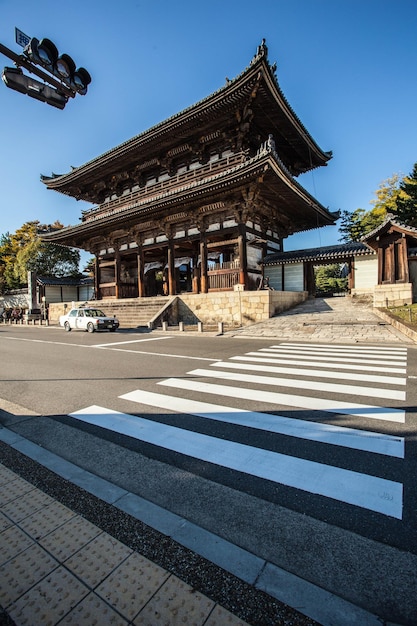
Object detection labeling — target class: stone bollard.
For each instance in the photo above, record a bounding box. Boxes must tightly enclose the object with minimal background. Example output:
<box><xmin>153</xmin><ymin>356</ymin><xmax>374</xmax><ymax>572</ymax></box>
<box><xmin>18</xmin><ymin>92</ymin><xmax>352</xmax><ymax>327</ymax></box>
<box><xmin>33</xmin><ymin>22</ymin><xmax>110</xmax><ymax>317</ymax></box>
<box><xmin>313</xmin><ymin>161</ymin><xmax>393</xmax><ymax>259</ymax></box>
<box><xmin>162</xmin><ymin>321</ymin><xmax>168</xmax><ymax>331</ymax></box>
<box><xmin>179</xmin><ymin>322</ymin><xmax>184</xmax><ymax>332</ymax></box>
<box><xmin>218</xmin><ymin>322</ymin><xmax>224</xmax><ymax>334</ymax></box>
<box><xmin>198</xmin><ymin>321</ymin><xmax>203</xmax><ymax>333</ymax></box>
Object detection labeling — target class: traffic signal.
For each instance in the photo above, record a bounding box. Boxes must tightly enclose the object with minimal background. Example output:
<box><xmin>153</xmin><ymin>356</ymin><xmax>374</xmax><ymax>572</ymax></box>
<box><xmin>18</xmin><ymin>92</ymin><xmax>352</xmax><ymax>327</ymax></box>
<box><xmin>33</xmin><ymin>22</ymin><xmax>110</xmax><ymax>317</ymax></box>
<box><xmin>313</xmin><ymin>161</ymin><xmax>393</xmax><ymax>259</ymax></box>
<box><xmin>24</xmin><ymin>37</ymin><xmax>91</xmax><ymax>95</ymax></box>
<box><xmin>2</xmin><ymin>66</ymin><xmax>68</xmax><ymax>109</ymax></box>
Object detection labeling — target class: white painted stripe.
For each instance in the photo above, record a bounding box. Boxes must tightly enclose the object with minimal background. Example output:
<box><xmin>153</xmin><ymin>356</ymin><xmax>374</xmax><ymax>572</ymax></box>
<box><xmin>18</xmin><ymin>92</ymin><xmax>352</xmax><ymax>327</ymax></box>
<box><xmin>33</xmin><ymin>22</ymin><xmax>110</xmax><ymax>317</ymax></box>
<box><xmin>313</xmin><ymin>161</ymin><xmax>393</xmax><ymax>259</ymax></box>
<box><xmin>70</xmin><ymin>405</ymin><xmax>403</xmax><ymax>518</ymax></box>
<box><xmin>189</xmin><ymin>368</ymin><xmax>405</xmax><ymax>401</ymax></box>
<box><xmin>211</xmin><ymin>360</ymin><xmax>406</xmax><ymax>386</ymax></box>
<box><xmin>251</xmin><ymin>350</ymin><xmax>405</xmax><ymax>366</ymax></box>
<box><xmin>260</xmin><ymin>347</ymin><xmax>406</xmax><ymax>362</ymax></box>
<box><xmin>159</xmin><ymin>378</ymin><xmax>405</xmax><ymax>423</ymax></box>
<box><xmin>280</xmin><ymin>343</ymin><xmax>407</xmax><ymax>353</ymax></box>
<box><xmin>119</xmin><ymin>389</ymin><xmax>404</xmax><ymax>458</ymax></box>
<box><xmin>91</xmin><ymin>347</ymin><xmax>218</xmax><ymax>361</ymax></box>
<box><xmin>232</xmin><ymin>355</ymin><xmax>406</xmax><ymax>375</ymax></box>
<box><xmin>93</xmin><ymin>337</ymin><xmax>172</xmax><ymax>348</ymax></box>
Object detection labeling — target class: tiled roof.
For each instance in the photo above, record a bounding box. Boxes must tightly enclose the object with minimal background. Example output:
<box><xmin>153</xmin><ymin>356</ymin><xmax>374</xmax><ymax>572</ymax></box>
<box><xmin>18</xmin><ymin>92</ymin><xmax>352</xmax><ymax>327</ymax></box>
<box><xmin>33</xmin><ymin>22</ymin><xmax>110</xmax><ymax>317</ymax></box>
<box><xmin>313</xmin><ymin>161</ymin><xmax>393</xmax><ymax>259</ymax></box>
<box><xmin>362</xmin><ymin>215</ymin><xmax>417</xmax><ymax>241</ymax></box>
<box><xmin>263</xmin><ymin>242</ymin><xmax>374</xmax><ymax>265</ymax></box>
<box><xmin>36</xmin><ymin>276</ymin><xmax>93</xmax><ymax>286</ymax></box>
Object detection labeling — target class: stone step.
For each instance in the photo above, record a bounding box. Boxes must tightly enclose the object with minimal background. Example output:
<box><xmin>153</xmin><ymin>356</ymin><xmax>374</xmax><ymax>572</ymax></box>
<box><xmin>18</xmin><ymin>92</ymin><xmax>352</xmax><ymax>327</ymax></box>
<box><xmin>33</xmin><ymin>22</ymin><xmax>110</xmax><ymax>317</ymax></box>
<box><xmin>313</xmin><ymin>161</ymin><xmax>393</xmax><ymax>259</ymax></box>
<box><xmin>96</xmin><ymin>298</ymin><xmax>170</xmax><ymax>328</ymax></box>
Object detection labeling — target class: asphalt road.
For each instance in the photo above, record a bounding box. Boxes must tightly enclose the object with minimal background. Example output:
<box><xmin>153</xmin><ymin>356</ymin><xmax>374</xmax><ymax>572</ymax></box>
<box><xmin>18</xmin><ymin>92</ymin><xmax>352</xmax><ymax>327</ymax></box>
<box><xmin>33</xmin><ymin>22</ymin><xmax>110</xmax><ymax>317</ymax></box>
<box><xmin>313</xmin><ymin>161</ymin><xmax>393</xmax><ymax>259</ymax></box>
<box><xmin>1</xmin><ymin>323</ymin><xmax>417</xmax><ymax>623</ymax></box>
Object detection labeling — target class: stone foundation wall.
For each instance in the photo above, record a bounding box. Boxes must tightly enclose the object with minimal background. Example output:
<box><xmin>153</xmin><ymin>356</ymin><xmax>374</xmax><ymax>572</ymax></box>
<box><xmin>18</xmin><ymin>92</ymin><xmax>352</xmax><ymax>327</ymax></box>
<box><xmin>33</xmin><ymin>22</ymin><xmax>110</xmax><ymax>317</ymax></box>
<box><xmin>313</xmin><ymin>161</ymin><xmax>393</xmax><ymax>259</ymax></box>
<box><xmin>48</xmin><ymin>290</ymin><xmax>307</xmax><ymax>328</ymax></box>
<box><xmin>373</xmin><ymin>283</ymin><xmax>413</xmax><ymax>308</ymax></box>
<box><xmin>178</xmin><ymin>290</ymin><xmax>307</xmax><ymax>326</ymax></box>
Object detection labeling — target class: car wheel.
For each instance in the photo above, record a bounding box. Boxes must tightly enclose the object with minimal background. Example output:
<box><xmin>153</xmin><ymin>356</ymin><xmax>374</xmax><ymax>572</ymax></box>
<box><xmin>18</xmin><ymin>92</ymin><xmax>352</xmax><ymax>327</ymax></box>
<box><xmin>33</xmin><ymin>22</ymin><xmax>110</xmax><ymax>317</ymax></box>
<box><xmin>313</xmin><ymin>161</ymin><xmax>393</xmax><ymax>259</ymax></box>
<box><xmin>110</xmin><ymin>327</ymin><xmax>117</xmax><ymax>332</ymax></box>
<box><xmin>64</xmin><ymin>321</ymin><xmax>71</xmax><ymax>332</ymax></box>
<box><xmin>87</xmin><ymin>322</ymin><xmax>95</xmax><ymax>333</ymax></box>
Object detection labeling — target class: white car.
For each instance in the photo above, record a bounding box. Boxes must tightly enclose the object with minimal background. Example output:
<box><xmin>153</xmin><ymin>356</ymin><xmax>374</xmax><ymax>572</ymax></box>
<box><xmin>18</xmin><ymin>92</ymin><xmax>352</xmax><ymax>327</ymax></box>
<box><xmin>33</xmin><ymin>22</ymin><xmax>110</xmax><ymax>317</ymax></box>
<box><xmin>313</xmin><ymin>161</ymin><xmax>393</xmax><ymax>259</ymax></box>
<box><xmin>59</xmin><ymin>307</ymin><xmax>119</xmax><ymax>333</ymax></box>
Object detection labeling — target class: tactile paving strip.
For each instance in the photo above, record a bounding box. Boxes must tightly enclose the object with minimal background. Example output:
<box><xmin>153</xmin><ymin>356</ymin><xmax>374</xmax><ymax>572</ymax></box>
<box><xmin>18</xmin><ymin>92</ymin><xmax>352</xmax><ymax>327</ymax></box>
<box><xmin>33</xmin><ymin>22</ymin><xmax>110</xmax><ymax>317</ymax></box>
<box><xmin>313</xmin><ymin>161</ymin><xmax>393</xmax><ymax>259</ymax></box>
<box><xmin>1</xmin><ymin>487</ymin><xmax>55</xmax><ymax>523</ymax></box>
<box><xmin>0</xmin><ymin>462</ymin><xmax>251</xmax><ymax>626</ymax></box>
<box><xmin>64</xmin><ymin>532</ymin><xmax>133</xmax><ymax>588</ymax></box>
<box><xmin>7</xmin><ymin>565</ymin><xmax>90</xmax><ymax>626</ymax></box>
<box><xmin>39</xmin><ymin>514</ymin><xmax>102</xmax><ymax>561</ymax></box>
<box><xmin>58</xmin><ymin>592</ymin><xmax>129</xmax><ymax>625</ymax></box>
<box><xmin>19</xmin><ymin>500</ymin><xmax>76</xmax><ymax>540</ymax></box>
<box><xmin>0</xmin><ymin>464</ymin><xmax>19</xmax><ymax>486</ymax></box>
<box><xmin>0</xmin><ymin>543</ymin><xmax>59</xmax><ymax>608</ymax></box>
<box><xmin>0</xmin><ymin>525</ymin><xmax>34</xmax><ymax>564</ymax></box>
<box><xmin>0</xmin><ymin>474</ymin><xmax>34</xmax><ymax>506</ymax></box>
<box><xmin>96</xmin><ymin>551</ymin><xmax>170</xmax><ymax>620</ymax></box>
<box><xmin>0</xmin><ymin>510</ymin><xmax>12</xmax><ymax>532</ymax></box>
<box><xmin>59</xmin><ymin>593</ymin><xmax>129</xmax><ymax>626</ymax></box>
<box><xmin>134</xmin><ymin>573</ymin><xmax>215</xmax><ymax>625</ymax></box>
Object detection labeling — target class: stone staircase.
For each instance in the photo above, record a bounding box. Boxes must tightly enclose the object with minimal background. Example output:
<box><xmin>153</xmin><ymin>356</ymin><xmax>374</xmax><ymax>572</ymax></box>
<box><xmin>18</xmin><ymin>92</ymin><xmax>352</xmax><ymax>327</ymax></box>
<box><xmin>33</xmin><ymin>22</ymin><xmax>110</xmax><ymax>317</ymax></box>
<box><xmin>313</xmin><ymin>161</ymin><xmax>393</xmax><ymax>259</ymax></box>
<box><xmin>96</xmin><ymin>297</ymin><xmax>172</xmax><ymax>329</ymax></box>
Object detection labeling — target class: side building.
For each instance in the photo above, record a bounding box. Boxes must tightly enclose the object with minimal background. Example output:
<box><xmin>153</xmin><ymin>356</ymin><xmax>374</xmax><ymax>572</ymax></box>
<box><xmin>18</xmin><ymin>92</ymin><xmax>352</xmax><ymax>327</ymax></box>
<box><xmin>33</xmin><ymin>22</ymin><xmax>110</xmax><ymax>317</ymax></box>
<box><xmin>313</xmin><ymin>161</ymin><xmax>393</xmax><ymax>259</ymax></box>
<box><xmin>41</xmin><ymin>41</ymin><xmax>337</xmax><ymax>328</ymax></box>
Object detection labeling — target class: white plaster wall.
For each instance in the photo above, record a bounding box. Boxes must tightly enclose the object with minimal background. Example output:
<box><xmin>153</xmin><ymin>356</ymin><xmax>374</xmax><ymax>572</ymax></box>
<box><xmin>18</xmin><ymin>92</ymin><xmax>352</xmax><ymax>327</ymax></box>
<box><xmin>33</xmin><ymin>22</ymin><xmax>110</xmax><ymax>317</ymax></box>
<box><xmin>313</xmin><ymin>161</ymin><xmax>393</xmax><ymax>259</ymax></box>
<box><xmin>264</xmin><ymin>265</ymin><xmax>282</xmax><ymax>290</ymax></box>
<box><xmin>284</xmin><ymin>263</ymin><xmax>304</xmax><ymax>291</ymax></box>
<box><xmin>353</xmin><ymin>256</ymin><xmax>378</xmax><ymax>289</ymax></box>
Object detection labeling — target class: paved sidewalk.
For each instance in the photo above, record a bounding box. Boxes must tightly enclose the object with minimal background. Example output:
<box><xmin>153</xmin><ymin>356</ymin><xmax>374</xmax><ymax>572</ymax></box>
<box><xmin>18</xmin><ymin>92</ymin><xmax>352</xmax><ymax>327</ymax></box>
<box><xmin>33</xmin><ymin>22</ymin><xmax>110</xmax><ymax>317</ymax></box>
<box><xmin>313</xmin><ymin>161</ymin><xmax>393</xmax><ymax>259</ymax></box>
<box><xmin>226</xmin><ymin>296</ymin><xmax>414</xmax><ymax>343</ymax></box>
<box><xmin>0</xmin><ymin>445</ymin><xmax>317</xmax><ymax>626</ymax></box>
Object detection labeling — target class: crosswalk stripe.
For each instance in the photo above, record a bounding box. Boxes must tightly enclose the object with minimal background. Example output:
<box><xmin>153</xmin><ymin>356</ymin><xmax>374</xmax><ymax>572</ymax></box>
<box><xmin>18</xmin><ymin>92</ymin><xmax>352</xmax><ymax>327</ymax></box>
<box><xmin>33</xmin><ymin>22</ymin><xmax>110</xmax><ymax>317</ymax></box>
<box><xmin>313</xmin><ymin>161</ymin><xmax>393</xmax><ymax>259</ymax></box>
<box><xmin>70</xmin><ymin>404</ymin><xmax>403</xmax><ymax>519</ymax></box>
<box><xmin>231</xmin><ymin>355</ymin><xmax>406</xmax><ymax>375</ymax></box>
<box><xmin>188</xmin><ymin>368</ymin><xmax>405</xmax><ymax>400</ymax></box>
<box><xmin>119</xmin><ymin>389</ymin><xmax>404</xmax><ymax>457</ymax></box>
<box><xmin>210</xmin><ymin>360</ymin><xmax>406</xmax><ymax>386</ymax></box>
<box><xmin>280</xmin><ymin>343</ymin><xmax>407</xmax><ymax>353</ymax></box>
<box><xmin>159</xmin><ymin>378</ymin><xmax>405</xmax><ymax>423</ymax></box>
<box><xmin>248</xmin><ymin>350</ymin><xmax>405</xmax><ymax>367</ymax></box>
<box><xmin>260</xmin><ymin>347</ymin><xmax>406</xmax><ymax>363</ymax></box>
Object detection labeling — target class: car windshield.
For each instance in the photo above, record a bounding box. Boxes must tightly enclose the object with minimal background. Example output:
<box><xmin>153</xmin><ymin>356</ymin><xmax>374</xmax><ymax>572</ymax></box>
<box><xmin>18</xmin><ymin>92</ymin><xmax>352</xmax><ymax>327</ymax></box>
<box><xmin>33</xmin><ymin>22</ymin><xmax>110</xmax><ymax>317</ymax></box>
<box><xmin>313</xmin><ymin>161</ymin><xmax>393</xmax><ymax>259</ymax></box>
<box><xmin>83</xmin><ymin>309</ymin><xmax>106</xmax><ymax>318</ymax></box>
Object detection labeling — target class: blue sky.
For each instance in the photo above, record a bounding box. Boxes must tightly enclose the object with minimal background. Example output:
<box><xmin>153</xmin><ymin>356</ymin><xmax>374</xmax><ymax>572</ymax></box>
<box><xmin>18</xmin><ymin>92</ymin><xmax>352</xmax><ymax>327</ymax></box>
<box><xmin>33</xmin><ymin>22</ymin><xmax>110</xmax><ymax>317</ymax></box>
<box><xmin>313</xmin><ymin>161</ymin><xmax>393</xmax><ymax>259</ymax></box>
<box><xmin>1</xmin><ymin>0</ymin><xmax>416</xmax><ymax>266</ymax></box>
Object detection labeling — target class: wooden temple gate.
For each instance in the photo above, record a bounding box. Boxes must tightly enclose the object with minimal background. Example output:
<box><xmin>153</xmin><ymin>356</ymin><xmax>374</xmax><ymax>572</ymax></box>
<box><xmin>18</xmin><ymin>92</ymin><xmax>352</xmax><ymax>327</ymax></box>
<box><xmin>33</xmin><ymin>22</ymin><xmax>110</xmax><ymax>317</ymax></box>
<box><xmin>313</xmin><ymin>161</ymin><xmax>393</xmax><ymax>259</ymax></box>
<box><xmin>40</xmin><ymin>41</ymin><xmax>337</xmax><ymax>299</ymax></box>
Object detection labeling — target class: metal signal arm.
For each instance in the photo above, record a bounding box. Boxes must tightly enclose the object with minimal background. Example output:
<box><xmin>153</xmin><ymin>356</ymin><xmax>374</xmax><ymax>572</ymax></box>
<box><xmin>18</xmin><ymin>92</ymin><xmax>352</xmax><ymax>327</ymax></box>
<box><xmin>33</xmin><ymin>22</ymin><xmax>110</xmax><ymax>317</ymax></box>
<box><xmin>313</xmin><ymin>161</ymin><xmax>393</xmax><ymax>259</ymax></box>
<box><xmin>0</xmin><ymin>41</ymin><xmax>75</xmax><ymax>98</ymax></box>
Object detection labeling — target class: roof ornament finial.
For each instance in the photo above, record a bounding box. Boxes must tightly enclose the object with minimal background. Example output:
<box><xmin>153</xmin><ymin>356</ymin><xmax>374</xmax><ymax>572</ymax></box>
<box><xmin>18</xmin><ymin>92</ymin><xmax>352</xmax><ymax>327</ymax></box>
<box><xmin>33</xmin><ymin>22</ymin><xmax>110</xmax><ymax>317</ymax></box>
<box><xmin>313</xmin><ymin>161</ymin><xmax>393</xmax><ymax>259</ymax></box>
<box><xmin>251</xmin><ymin>38</ymin><xmax>268</xmax><ymax>65</ymax></box>
<box><xmin>257</xmin><ymin>38</ymin><xmax>268</xmax><ymax>58</ymax></box>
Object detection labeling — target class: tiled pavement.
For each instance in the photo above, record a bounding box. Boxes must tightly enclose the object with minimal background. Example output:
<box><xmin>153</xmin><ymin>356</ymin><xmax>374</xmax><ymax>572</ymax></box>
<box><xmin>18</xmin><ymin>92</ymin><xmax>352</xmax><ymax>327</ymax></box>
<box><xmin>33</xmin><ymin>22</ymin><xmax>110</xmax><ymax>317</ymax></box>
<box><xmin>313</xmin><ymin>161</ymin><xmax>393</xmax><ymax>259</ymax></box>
<box><xmin>0</xmin><ymin>450</ymin><xmax>315</xmax><ymax>626</ymax></box>
<box><xmin>225</xmin><ymin>296</ymin><xmax>414</xmax><ymax>343</ymax></box>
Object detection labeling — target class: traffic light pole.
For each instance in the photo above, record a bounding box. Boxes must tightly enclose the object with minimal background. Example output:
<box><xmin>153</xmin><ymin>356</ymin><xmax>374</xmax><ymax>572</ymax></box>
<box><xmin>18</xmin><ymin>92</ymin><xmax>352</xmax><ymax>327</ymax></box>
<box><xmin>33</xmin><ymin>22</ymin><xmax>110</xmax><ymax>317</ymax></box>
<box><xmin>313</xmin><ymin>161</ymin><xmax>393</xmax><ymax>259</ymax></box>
<box><xmin>0</xmin><ymin>41</ymin><xmax>75</xmax><ymax>98</ymax></box>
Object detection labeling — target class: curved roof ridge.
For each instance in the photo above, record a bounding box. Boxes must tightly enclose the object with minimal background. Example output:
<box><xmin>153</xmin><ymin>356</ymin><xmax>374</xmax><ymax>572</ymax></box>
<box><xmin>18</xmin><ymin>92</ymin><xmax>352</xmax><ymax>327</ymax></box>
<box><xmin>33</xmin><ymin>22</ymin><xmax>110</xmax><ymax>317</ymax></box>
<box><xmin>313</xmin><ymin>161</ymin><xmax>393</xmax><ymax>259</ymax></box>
<box><xmin>41</xmin><ymin>40</ymin><xmax>331</xmax><ymax>186</ymax></box>
<box><xmin>362</xmin><ymin>214</ymin><xmax>417</xmax><ymax>241</ymax></box>
<box><xmin>263</xmin><ymin>241</ymin><xmax>374</xmax><ymax>265</ymax></box>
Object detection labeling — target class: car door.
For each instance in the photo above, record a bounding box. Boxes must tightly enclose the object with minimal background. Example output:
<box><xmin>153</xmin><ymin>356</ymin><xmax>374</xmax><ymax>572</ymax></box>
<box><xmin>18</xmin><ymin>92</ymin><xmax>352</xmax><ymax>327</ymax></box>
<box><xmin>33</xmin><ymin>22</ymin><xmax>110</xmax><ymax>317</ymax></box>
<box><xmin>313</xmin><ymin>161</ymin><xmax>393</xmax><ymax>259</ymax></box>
<box><xmin>76</xmin><ymin>309</ymin><xmax>85</xmax><ymax>330</ymax></box>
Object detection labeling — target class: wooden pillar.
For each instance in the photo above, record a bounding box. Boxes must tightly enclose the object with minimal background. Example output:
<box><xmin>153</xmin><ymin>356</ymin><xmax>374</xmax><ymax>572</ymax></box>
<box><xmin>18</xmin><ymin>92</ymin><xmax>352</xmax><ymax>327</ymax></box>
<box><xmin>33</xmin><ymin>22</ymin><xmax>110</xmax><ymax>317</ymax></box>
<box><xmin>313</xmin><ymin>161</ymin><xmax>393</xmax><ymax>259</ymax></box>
<box><xmin>399</xmin><ymin>236</ymin><xmax>409</xmax><ymax>282</ymax></box>
<box><xmin>200</xmin><ymin>235</ymin><xmax>208</xmax><ymax>293</ymax></box>
<box><xmin>377</xmin><ymin>247</ymin><xmax>384</xmax><ymax>284</ymax></box>
<box><xmin>137</xmin><ymin>245</ymin><xmax>146</xmax><ymax>297</ymax></box>
<box><xmin>347</xmin><ymin>259</ymin><xmax>354</xmax><ymax>292</ymax></box>
<box><xmin>167</xmin><ymin>240</ymin><xmax>176</xmax><ymax>295</ymax></box>
<box><xmin>238</xmin><ymin>224</ymin><xmax>248</xmax><ymax>288</ymax></box>
<box><xmin>192</xmin><ymin>249</ymin><xmax>200</xmax><ymax>294</ymax></box>
<box><xmin>114</xmin><ymin>248</ymin><xmax>121</xmax><ymax>299</ymax></box>
<box><xmin>94</xmin><ymin>255</ymin><xmax>101</xmax><ymax>300</ymax></box>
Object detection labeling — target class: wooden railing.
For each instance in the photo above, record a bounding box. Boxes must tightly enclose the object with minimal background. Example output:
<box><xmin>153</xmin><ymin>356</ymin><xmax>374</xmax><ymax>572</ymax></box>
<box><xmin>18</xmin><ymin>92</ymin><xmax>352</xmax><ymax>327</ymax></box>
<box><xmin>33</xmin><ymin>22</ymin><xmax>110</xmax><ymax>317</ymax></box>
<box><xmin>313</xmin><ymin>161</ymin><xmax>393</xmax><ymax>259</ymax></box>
<box><xmin>208</xmin><ymin>268</ymin><xmax>240</xmax><ymax>291</ymax></box>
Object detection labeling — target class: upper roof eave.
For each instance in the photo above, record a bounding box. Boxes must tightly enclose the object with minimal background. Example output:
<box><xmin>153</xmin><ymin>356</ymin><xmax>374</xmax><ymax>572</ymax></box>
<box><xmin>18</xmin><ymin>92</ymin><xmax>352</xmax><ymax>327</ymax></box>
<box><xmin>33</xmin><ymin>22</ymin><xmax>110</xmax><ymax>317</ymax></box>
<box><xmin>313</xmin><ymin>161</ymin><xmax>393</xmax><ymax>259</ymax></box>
<box><xmin>41</xmin><ymin>41</ymin><xmax>331</xmax><ymax>193</ymax></box>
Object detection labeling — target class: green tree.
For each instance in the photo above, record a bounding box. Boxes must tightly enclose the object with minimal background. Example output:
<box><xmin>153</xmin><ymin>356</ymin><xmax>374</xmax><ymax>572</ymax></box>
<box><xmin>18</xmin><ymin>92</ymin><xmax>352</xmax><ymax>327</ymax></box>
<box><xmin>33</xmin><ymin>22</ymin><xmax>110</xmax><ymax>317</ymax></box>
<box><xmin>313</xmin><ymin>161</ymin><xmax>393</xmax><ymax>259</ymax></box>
<box><xmin>315</xmin><ymin>264</ymin><xmax>348</xmax><ymax>294</ymax></box>
<box><xmin>339</xmin><ymin>175</ymin><xmax>402</xmax><ymax>242</ymax></box>
<box><xmin>395</xmin><ymin>163</ymin><xmax>417</xmax><ymax>227</ymax></box>
<box><xmin>0</xmin><ymin>221</ymin><xmax>80</xmax><ymax>291</ymax></box>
